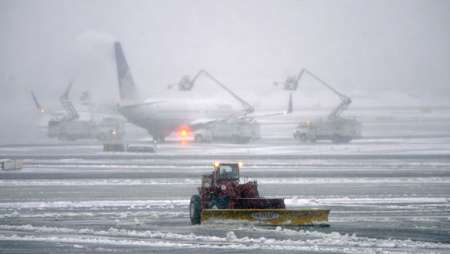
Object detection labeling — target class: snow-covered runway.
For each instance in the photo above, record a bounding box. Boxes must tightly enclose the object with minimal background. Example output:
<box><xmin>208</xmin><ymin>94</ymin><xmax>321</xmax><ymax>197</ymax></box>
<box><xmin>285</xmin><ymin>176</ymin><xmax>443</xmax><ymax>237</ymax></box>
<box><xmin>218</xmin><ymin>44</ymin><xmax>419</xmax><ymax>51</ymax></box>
<box><xmin>1</xmin><ymin>109</ymin><xmax>450</xmax><ymax>253</ymax></box>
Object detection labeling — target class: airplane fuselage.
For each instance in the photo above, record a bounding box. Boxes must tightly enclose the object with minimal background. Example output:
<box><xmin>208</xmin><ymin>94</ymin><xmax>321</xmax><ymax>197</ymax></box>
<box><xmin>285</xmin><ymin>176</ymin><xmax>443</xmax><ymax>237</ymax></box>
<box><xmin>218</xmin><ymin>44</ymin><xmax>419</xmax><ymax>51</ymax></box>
<box><xmin>118</xmin><ymin>98</ymin><xmax>240</xmax><ymax>140</ymax></box>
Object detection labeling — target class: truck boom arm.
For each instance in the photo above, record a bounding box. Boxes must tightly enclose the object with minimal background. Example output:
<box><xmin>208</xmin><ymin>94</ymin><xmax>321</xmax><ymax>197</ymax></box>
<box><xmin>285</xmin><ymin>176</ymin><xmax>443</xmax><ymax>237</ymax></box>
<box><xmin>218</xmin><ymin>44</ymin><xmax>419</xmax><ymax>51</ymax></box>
<box><xmin>59</xmin><ymin>82</ymin><xmax>79</xmax><ymax>121</ymax></box>
<box><xmin>288</xmin><ymin>68</ymin><xmax>351</xmax><ymax>119</ymax></box>
<box><xmin>172</xmin><ymin>70</ymin><xmax>255</xmax><ymax>115</ymax></box>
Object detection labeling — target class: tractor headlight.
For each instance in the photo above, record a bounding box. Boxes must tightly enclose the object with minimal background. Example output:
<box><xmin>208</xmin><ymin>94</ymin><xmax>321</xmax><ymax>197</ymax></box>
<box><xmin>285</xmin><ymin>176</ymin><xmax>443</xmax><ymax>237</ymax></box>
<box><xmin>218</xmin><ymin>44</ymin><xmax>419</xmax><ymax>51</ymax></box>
<box><xmin>221</xmin><ymin>184</ymin><xmax>226</xmax><ymax>191</ymax></box>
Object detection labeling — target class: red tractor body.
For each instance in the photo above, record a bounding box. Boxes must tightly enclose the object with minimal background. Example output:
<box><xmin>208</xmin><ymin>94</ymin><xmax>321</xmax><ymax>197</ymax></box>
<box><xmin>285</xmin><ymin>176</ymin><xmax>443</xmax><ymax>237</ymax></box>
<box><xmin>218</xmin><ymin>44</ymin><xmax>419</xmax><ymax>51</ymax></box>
<box><xmin>190</xmin><ymin>162</ymin><xmax>329</xmax><ymax>226</ymax></box>
<box><xmin>197</xmin><ymin>163</ymin><xmax>285</xmax><ymax>211</ymax></box>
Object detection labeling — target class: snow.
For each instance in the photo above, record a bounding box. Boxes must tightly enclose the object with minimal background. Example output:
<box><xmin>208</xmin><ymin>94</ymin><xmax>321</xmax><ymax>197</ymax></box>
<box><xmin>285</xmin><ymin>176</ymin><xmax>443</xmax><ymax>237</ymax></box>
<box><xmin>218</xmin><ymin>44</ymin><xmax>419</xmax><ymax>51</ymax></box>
<box><xmin>0</xmin><ymin>108</ymin><xmax>449</xmax><ymax>253</ymax></box>
<box><xmin>1</xmin><ymin>177</ymin><xmax>449</xmax><ymax>186</ymax></box>
<box><xmin>0</xmin><ymin>224</ymin><xmax>449</xmax><ymax>253</ymax></box>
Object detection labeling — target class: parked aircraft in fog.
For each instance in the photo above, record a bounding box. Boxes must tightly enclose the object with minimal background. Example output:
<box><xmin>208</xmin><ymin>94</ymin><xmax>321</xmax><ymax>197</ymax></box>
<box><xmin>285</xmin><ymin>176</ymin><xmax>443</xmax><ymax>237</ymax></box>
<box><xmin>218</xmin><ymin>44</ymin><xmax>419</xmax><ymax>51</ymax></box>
<box><xmin>114</xmin><ymin>42</ymin><xmax>291</xmax><ymax>143</ymax></box>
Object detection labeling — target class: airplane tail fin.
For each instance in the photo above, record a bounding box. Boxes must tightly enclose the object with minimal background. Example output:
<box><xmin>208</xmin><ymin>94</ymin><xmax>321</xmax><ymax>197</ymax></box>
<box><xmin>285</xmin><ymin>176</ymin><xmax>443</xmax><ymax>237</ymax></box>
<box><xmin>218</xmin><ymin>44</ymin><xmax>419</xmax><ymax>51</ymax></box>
<box><xmin>114</xmin><ymin>42</ymin><xmax>139</xmax><ymax>102</ymax></box>
<box><xmin>31</xmin><ymin>91</ymin><xmax>46</xmax><ymax>113</ymax></box>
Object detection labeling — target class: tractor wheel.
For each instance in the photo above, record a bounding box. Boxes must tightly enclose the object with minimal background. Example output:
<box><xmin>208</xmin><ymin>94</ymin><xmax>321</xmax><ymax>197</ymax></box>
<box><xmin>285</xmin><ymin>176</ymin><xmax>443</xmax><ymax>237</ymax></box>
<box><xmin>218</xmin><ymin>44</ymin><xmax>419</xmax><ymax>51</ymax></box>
<box><xmin>189</xmin><ymin>195</ymin><xmax>201</xmax><ymax>225</ymax></box>
<box><xmin>153</xmin><ymin>135</ymin><xmax>165</xmax><ymax>143</ymax></box>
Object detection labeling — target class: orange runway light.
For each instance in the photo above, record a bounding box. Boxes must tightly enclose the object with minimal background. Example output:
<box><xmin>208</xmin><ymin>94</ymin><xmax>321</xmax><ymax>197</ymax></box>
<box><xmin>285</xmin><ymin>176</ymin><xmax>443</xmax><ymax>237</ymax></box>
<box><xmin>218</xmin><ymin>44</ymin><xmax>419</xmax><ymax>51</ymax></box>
<box><xmin>180</xmin><ymin>129</ymin><xmax>188</xmax><ymax>137</ymax></box>
<box><xmin>176</xmin><ymin>125</ymin><xmax>192</xmax><ymax>143</ymax></box>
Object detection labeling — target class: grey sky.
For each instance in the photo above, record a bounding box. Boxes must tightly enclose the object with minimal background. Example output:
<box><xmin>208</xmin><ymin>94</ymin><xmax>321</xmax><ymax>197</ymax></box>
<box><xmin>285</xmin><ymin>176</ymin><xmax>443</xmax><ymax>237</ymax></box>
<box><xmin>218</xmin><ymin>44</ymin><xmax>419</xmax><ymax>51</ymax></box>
<box><xmin>1</xmin><ymin>0</ymin><xmax>449</xmax><ymax>109</ymax></box>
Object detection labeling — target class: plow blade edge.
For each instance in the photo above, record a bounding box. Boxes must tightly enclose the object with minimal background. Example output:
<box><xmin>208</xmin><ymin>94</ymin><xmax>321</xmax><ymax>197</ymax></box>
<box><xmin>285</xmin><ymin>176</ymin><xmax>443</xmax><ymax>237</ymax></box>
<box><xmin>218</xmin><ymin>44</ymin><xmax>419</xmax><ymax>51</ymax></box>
<box><xmin>201</xmin><ymin>209</ymin><xmax>329</xmax><ymax>225</ymax></box>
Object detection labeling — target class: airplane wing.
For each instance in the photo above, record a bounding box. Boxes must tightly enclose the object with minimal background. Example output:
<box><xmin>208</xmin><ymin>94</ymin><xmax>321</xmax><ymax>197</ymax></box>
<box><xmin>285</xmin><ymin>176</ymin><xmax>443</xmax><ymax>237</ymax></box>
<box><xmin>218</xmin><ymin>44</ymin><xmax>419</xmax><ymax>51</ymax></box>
<box><xmin>245</xmin><ymin>111</ymin><xmax>289</xmax><ymax>119</ymax></box>
<box><xmin>244</xmin><ymin>92</ymin><xmax>293</xmax><ymax>119</ymax></box>
<box><xmin>187</xmin><ymin>93</ymin><xmax>293</xmax><ymax>128</ymax></box>
<box><xmin>188</xmin><ymin>118</ymin><xmax>224</xmax><ymax>129</ymax></box>
<box><xmin>119</xmin><ymin>100</ymin><xmax>167</xmax><ymax>109</ymax></box>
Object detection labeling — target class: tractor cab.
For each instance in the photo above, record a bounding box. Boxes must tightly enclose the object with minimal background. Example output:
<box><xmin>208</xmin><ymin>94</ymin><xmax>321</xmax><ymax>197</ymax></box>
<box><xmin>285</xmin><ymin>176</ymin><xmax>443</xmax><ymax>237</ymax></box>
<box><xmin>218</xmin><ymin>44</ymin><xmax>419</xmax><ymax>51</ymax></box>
<box><xmin>213</xmin><ymin>162</ymin><xmax>239</xmax><ymax>183</ymax></box>
<box><xmin>200</xmin><ymin>162</ymin><xmax>240</xmax><ymax>189</ymax></box>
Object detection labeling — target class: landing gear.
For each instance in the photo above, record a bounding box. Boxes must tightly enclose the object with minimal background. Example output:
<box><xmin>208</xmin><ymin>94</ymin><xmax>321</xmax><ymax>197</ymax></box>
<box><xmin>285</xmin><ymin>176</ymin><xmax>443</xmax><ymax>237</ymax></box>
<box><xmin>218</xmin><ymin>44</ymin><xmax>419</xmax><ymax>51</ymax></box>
<box><xmin>194</xmin><ymin>134</ymin><xmax>205</xmax><ymax>143</ymax></box>
<box><xmin>153</xmin><ymin>135</ymin><xmax>166</xmax><ymax>143</ymax></box>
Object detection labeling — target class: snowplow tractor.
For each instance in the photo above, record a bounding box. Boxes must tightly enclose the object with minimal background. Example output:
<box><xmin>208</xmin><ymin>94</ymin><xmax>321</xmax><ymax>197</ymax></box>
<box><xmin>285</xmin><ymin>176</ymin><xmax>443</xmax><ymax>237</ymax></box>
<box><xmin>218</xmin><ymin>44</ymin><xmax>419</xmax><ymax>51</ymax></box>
<box><xmin>189</xmin><ymin>162</ymin><xmax>329</xmax><ymax>226</ymax></box>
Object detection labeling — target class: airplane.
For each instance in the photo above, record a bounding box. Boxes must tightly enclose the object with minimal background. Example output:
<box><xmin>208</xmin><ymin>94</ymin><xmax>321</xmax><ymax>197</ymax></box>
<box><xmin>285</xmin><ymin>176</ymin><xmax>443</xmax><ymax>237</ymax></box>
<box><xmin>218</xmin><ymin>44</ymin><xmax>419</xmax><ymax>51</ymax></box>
<box><xmin>113</xmin><ymin>42</ymin><xmax>292</xmax><ymax>143</ymax></box>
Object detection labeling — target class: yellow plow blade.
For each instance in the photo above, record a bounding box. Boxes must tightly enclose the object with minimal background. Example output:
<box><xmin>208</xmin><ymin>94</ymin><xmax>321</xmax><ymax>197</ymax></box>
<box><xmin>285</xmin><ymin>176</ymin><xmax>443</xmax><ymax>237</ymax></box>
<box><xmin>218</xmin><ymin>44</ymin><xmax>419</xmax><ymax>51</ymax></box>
<box><xmin>201</xmin><ymin>208</ymin><xmax>329</xmax><ymax>225</ymax></box>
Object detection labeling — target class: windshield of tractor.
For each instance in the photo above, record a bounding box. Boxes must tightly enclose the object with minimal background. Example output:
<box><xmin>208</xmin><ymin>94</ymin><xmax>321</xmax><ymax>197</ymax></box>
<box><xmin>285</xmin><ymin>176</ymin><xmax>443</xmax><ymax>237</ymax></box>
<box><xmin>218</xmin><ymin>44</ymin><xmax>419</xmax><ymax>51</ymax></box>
<box><xmin>217</xmin><ymin>164</ymin><xmax>239</xmax><ymax>180</ymax></box>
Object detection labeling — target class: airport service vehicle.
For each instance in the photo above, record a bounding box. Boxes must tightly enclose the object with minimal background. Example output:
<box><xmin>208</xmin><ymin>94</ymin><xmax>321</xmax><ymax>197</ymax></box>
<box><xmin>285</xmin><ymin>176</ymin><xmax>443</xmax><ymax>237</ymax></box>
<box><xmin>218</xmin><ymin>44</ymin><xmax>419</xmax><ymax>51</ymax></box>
<box><xmin>193</xmin><ymin>118</ymin><xmax>260</xmax><ymax>144</ymax></box>
<box><xmin>189</xmin><ymin>162</ymin><xmax>329</xmax><ymax>225</ymax></box>
<box><xmin>33</xmin><ymin>83</ymin><xmax>125</xmax><ymax>142</ymax></box>
<box><xmin>276</xmin><ymin>68</ymin><xmax>362</xmax><ymax>143</ymax></box>
<box><xmin>1</xmin><ymin>159</ymin><xmax>23</xmax><ymax>171</ymax></box>
<box><xmin>172</xmin><ymin>71</ymin><xmax>291</xmax><ymax>144</ymax></box>
<box><xmin>103</xmin><ymin>142</ymin><xmax>157</xmax><ymax>153</ymax></box>
<box><xmin>47</xmin><ymin>115</ymin><xmax>124</xmax><ymax>141</ymax></box>
<box><xmin>293</xmin><ymin>117</ymin><xmax>361</xmax><ymax>143</ymax></box>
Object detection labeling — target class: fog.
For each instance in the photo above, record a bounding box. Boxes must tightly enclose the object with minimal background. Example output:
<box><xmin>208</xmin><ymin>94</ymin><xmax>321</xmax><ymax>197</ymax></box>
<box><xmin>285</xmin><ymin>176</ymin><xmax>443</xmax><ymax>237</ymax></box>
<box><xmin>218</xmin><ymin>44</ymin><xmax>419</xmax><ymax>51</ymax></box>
<box><xmin>1</xmin><ymin>2</ymin><xmax>450</xmax><ymax>251</ymax></box>
<box><xmin>1</xmin><ymin>0</ymin><xmax>450</xmax><ymax>143</ymax></box>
